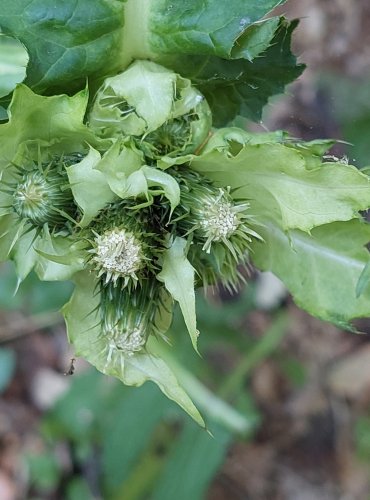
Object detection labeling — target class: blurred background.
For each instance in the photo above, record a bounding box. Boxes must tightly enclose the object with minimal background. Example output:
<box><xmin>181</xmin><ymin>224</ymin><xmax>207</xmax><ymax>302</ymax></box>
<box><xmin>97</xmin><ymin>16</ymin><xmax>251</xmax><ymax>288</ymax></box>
<box><xmin>1</xmin><ymin>1</ymin><xmax>370</xmax><ymax>499</ymax></box>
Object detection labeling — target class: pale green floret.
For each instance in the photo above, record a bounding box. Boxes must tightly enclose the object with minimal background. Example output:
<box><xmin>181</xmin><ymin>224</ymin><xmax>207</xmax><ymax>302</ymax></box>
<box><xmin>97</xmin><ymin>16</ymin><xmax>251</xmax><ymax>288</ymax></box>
<box><xmin>89</xmin><ymin>228</ymin><xmax>144</xmax><ymax>287</ymax></box>
<box><xmin>105</xmin><ymin>324</ymin><xmax>146</xmax><ymax>359</ymax></box>
<box><xmin>199</xmin><ymin>189</ymin><xmax>241</xmax><ymax>252</ymax></box>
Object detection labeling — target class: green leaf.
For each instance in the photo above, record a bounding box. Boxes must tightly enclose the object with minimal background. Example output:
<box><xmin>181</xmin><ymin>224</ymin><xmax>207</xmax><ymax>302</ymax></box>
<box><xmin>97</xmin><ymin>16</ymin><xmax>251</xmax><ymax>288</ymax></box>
<box><xmin>0</xmin><ymin>0</ymin><xmax>125</xmax><ymax>93</ymax></box>
<box><xmin>0</xmin><ymin>84</ymin><xmax>95</xmax><ymax>169</ymax></box>
<box><xmin>11</xmin><ymin>227</ymin><xmax>38</xmax><ymax>280</ymax></box>
<box><xmin>157</xmin><ymin>18</ymin><xmax>304</xmax><ymax>125</ymax></box>
<box><xmin>0</xmin><ymin>34</ymin><xmax>28</xmax><ymax>98</ymax></box>
<box><xmin>95</xmin><ymin>141</ymin><xmax>179</xmax><ymax>208</ymax></box>
<box><xmin>89</xmin><ymin>60</ymin><xmax>212</xmax><ymax>160</ymax></box>
<box><xmin>190</xmin><ymin>131</ymin><xmax>370</xmax><ymax>232</ymax></box>
<box><xmin>89</xmin><ymin>60</ymin><xmax>180</xmax><ymax>136</ymax></box>
<box><xmin>141</xmin><ymin>166</ymin><xmax>180</xmax><ymax>211</ymax></box>
<box><xmin>102</xmin><ymin>384</ymin><xmax>171</xmax><ymax>494</ymax></box>
<box><xmin>1</xmin><ymin>1</ymin><xmax>300</xmax><ymax>125</ymax></box>
<box><xmin>151</xmin><ymin>338</ymin><xmax>255</xmax><ymax>435</ymax></box>
<box><xmin>63</xmin><ymin>272</ymin><xmax>204</xmax><ymax>427</ymax></box>
<box><xmin>157</xmin><ymin>238</ymin><xmax>199</xmax><ymax>352</ymax></box>
<box><xmin>134</xmin><ymin>0</ymin><xmax>285</xmax><ymax>59</ymax></box>
<box><xmin>286</xmin><ymin>139</ymin><xmax>336</xmax><ymax>170</ymax></box>
<box><xmin>34</xmin><ymin>232</ymin><xmax>86</xmax><ymax>281</ymax></box>
<box><xmin>0</xmin><ymin>214</ymin><xmax>19</xmax><ymax>262</ymax></box>
<box><xmin>66</xmin><ymin>147</ymin><xmax>116</xmax><ymax>227</ymax></box>
<box><xmin>151</xmin><ymin>421</ymin><xmax>231</xmax><ymax>500</ymax></box>
<box><xmin>95</xmin><ymin>140</ymin><xmax>144</xmax><ymax>196</ymax></box>
<box><xmin>251</xmin><ymin>219</ymin><xmax>370</xmax><ymax>325</ymax></box>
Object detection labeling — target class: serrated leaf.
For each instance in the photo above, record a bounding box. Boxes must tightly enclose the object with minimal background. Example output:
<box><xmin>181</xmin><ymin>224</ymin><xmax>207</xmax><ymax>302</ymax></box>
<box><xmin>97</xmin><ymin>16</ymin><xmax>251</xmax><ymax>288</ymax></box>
<box><xmin>157</xmin><ymin>238</ymin><xmax>199</xmax><ymax>352</ymax></box>
<box><xmin>1</xmin><ymin>1</ymin><xmax>299</xmax><ymax>125</ymax></box>
<box><xmin>251</xmin><ymin>219</ymin><xmax>370</xmax><ymax>325</ymax></box>
<box><xmin>145</xmin><ymin>0</ymin><xmax>285</xmax><ymax>58</ymax></box>
<box><xmin>191</xmin><ymin>131</ymin><xmax>370</xmax><ymax>232</ymax></box>
<box><xmin>286</xmin><ymin>139</ymin><xmax>336</xmax><ymax>170</ymax></box>
<box><xmin>0</xmin><ymin>0</ymin><xmax>125</xmax><ymax>93</ymax></box>
<box><xmin>160</xmin><ymin>18</ymin><xmax>303</xmax><ymax>125</ymax></box>
<box><xmin>0</xmin><ymin>84</ymin><xmax>95</xmax><ymax>169</ymax></box>
<box><xmin>63</xmin><ymin>272</ymin><xmax>204</xmax><ymax>426</ymax></box>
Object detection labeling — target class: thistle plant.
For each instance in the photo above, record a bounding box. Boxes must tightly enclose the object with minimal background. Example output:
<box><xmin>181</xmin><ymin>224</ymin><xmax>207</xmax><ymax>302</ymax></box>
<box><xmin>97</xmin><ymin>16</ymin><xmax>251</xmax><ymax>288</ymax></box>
<box><xmin>2</xmin><ymin>1</ymin><xmax>370</xmax><ymax>427</ymax></box>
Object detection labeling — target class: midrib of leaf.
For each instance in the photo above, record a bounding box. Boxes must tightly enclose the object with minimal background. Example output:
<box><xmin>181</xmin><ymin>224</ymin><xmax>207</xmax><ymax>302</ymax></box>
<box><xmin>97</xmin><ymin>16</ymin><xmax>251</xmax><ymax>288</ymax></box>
<box><xmin>267</xmin><ymin>222</ymin><xmax>367</xmax><ymax>272</ymax></box>
<box><xmin>122</xmin><ymin>0</ymin><xmax>154</xmax><ymax>63</ymax></box>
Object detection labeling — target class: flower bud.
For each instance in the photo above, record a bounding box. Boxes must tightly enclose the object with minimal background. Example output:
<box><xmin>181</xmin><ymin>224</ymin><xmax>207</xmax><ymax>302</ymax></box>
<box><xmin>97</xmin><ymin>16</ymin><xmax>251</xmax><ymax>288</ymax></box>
<box><xmin>100</xmin><ymin>280</ymin><xmax>163</xmax><ymax>357</ymax></box>
<box><xmin>85</xmin><ymin>201</ymin><xmax>156</xmax><ymax>289</ymax></box>
<box><xmin>88</xmin><ymin>60</ymin><xmax>211</xmax><ymax>160</ymax></box>
<box><xmin>170</xmin><ymin>168</ymin><xmax>261</xmax><ymax>288</ymax></box>
<box><xmin>8</xmin><ymin>154</ymin><xmax>81</xmax><ymax>231</ymax></box>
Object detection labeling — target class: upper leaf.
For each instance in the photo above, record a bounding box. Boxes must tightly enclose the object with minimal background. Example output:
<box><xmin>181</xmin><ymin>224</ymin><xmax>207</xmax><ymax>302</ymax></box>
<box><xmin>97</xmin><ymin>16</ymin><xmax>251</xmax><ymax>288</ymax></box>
<box><xmin>185</xmin><ymin>129</ymin><xmax>370</xmax><ymax>324</ymax></box>
<box><xmin>0</xmin><ymin>0</ymin><xmax>301</xmax><ymax>124</ymax></box>
<box><xmin>157</xmin><ymin>19</ymin><xmax>304</xmax><ymax>125</ymax></box>
<box><xmin>0</xmin><ymin>0</ymin><xmax>126</xmax><ymax>94</ymax></box>
<box><xmin>132</xmin><ymin>0</ymin><xmax>285</xmax><ymax>58</ymax></box>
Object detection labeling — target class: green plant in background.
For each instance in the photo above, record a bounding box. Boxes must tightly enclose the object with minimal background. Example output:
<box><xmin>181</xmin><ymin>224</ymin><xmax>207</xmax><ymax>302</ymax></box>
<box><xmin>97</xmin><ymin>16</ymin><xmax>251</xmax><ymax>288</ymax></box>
<box><xmin>1</xmin><ymin>0</ymin><xmax>370</xmax><ymax>426</ymax></box>
<box><xmin>30</xmin><ymin>290</ymin><xmax>282</xmax><ymax>500</ymax></box>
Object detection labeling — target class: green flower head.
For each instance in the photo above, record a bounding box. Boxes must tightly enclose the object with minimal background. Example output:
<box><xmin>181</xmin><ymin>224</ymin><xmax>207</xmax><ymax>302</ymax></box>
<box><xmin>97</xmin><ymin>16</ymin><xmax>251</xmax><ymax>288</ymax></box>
<box><xmin>0</xmin><ymin>144</ymin><xmax>86</xmax><ymax>280</ymax></box>
<box><xmin>5</xmin><ymin>154</ymin><xmax>81</xmax><ymax>231</ymax></box>
<box><xmin>100</xmin><ymin>280</ymin><xmax>165</xmax><ymax>359</ymax></box>
<box><xmin>88</xmin><ymin>227</ymin><xmax>146</xmax><ymax>287</ymax></box>
<box><xmin>83</xmin><ymin>200</ymin><xmax>161</xmax><ymax>290</ymax></box>
<box><xmin>169</xmin><ymin>168</ymin><xmax>262</xmax><ymax>288</ymax></box>
<box><xmin>88</xmin><ymin>60</ymin><xmax>212</xmax><ymax>161</ymax></box>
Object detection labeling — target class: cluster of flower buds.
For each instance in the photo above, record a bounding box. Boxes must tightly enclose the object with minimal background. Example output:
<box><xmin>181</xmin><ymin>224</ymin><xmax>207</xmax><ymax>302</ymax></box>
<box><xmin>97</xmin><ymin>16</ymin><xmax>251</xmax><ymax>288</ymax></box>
<box><xmin>0</xmin><ymin>60</ymin><xmax>261</xmax><ymax>393</ymax></box>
